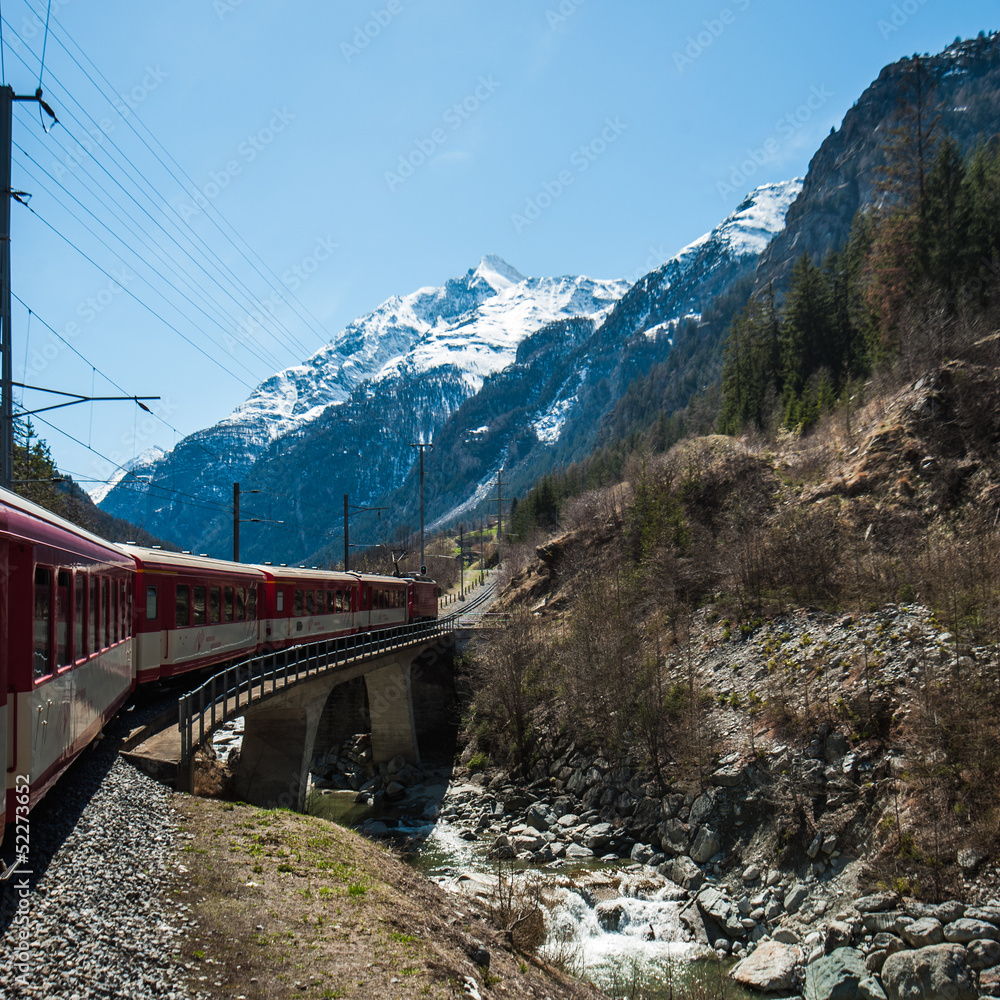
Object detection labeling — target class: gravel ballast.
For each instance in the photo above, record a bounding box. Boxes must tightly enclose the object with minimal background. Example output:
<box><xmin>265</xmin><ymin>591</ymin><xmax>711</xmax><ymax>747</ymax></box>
<box><xmin>0</xmin><ymin>706</ymin><xmax>205</xmax><ymax>1000</ymax></box>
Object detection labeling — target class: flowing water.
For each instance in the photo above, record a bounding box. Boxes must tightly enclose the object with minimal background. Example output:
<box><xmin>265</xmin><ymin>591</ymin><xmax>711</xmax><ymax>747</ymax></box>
<box><xmin>306</xmin><ymin>772</ymin><xmax>761</xmax><ymax>999</ymax></box>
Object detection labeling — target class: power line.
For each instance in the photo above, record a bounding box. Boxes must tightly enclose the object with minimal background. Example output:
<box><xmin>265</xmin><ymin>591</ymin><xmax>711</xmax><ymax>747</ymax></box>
<box><xmin>5</xmin><ymin>14</ymin><xmax>326</xmax><ymax>360</ymax></box>
<box><xmin>43</xmin><ymin>12</ymin><xmax>332</xmax><ymax>349</ymax></box>
<box><xmin>2</xmin><ymin>26</ymin><xmax>319</xmax><ymax>369</ymax></box>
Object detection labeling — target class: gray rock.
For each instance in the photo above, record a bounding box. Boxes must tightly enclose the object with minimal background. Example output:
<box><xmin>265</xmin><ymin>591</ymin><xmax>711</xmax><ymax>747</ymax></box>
<box><xmin>689</xmin><ymin>792</ymin><xmax>715</xmax><ymax>825</ymax></box>
<box><xmin>968</xmin><ymin>939</ymin><xmax>1000</xmax><ymax>970</ymax></box>
<box><xmin>805</xmin><ymin>947</ymin><xmax>867</xmax><ymax>1000</ymax></box>
<box><xmin>742</xmin><ymin>863</ymin><xmax>761</xmax><ymax>883</ymax></box>
<box><xmin>712</xmin><ymin>766</ymin><xmax>743</xmax><ymax>787</ymax></box>
<box><xmin>902</xmin><ymin>917</ymin><xmax>945</xmax><ymax>948</ymax></box>
<box><xmin>957</xmin><ymin>847</ymin><xmax>988</xmax><ymax>871</ymax></box>
<box><xmin>564</xmin><ymin>842</ymin><xmax>593</xmax><ymax>859</ymax></box>
<box><xmin>866</xmin><ymin>949</ymin><xmax>888</xmax><ymax>973</ymax></box>
<box><xmin>855</xmin><ymin>892</ymin><xmax>899</xmax><ymax>914</ymax></box>
<box><xmin>858</xmin><ymin>975</ymin><xmax>888</xmax><ymax>1000</ymax></box>
<box><xmin>585</xmin><ymin>822</ymin><xmax>615</xmax><ymax>851</ymax></box>
<box><xmin>966</xmin><ymin>906</ymin><xmax>1000</xmax><ymax>926</ymax></box>
<box><xmin>690</xmin><ymin>826</ymin><xmax>721</xmax><ymax>864</ymax></box>
<box><xmin>807</xmin><ymin>832</ymin><xmax>824</xmax><ymax>859</ymax></box>
<box><xmin>774</xmin><ymin>927</ymin><xmax>801</xmax><ymax>944</ymax></box>
<box><xmin>934</xmin><ymin>900</ymin><xmax>966</xmax><ymax>924</ymax></box>
<box><xmin>785</xmin><ymin>883</ymin><xmax>810</xmax><ymax>914</ymax></box>
<box><xmin>881</xmin><ymin>943</ymin><xmax>977</xmax><ymax>1000</ymax></box>
<box><xmin>824</xmin><ymin>921</ymin><xmax>853</xmax><ymax>952</ymax></box>
<box><xmin>697</xmin><ymin>886</ymin><xmax>737</xmax><ymax>925</ymax></box>
<box><xmin>661</xmin><ymin>856</ymin><xmax>704</xmax><ymax>891</ymax></box>
<box><xmin>658</xmin><ymin>817</ymin><xmax>689</xmax><ymax>855</ymax></box>
<box><xmin>630</xmin><ymin>842</ymin><xmax>654</xmax><ymax>865</ymax></box>
<box><xmin>944</xmin><ymin>918</ymin><xmax>1000</xmax><ymax>943</ymax></box>
<box><xmin>730</xmin><ymin>940</ymin><xmax>804</xmax><ymax>992</ymax></box>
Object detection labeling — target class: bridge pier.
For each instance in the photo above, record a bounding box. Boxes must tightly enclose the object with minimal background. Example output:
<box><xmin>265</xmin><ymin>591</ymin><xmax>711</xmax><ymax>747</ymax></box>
<box><xmin>365</xmin><ymin>659</ymin><xmax>420</xmax><ymax>766</ymax></box>
<box><xmin>233</xmin><ymin>685</ymin><xmax>326</xmax><ymax>811</ymax></box>
<box><xmin>231</xmin><ymin>644</ymin><xmax>441</xmax><ymax>809</ymax></box>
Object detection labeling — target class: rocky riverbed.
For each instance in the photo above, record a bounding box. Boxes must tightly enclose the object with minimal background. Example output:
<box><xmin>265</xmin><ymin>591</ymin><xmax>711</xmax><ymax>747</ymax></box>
<box><xmin>305</xmin><ymin>600</ymin><xmax>1000</xmax><ymax>998</ymax></box>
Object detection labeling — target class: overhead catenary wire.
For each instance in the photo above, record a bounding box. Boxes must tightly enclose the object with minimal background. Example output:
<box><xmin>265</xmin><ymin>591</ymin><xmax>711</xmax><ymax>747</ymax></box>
<box><xmin>13</xmin><ymin>140</ymin><xmax>291</xmax><ymax>376</ymax></box>
<box><xmin>9</xmin><ymin>293</ymin><xmax>240</xmax><ymax>475</ymax></box>
<box><xmin>3</xmin><ymin>15</ymin><xmax>325</xmax><ymax>362</ymax></box>
<box><xmin>1</xmin><ymin>25</ymin><xmax>321</xmax><ymax>372</ymax></box>
<box><xmin>41</xmin><ymin>11</ymin><xmax>333</xmax><ymax>349</ymax></box>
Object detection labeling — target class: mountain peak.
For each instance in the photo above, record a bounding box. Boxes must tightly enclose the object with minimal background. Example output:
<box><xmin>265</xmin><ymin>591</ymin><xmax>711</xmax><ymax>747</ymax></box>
<box><xmin>471</xmin><ymin>254</ymin><xmax>527</xmax><ymax>291</ymax></box>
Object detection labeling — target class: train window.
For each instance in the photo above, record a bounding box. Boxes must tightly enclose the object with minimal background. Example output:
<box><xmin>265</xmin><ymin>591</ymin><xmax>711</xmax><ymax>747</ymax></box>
<box><xmin>112</xmin><ymin>580</ymin><xmax>119</xmax><ymax>644</ymax></box>
<box><xmin>176</xmin><ymin>585</ymin><xmax>190</xmax><ymax>628</ymax></box>
<box><xmin>34</xmin><ymin>567</ymin><xmax>52</xmax><ymax>679</ymax></box>
<box><xmin>90</xmin><ymin>578</ymin><xmax>99</xmax><ymax>652</ymax></box>
<box><xmin>345</xmin><ymin>590</ymin><xmax>353</xmax><ymax>612</ymax></box>
<box><xmin>193</xmin><ymin>586</ymin><xmax>206</xmax><ymax>625</ymax></box>
<box><xmin>294</xmin><ymin>590</ymin><xmax>303</xmax><ymax>616</ymax></box>
<box><xmin>74</xmin><ymin>574</ymin><xmax>86</xmax><ymax>658</ymax></box>
<box><xmin>102</xmin><ymin>578</ymin><xmax>110</xmax><ymax>650</ymax></box>
<box><xmin>247</xmin><ymin>586</ymin><xmax>257</xmax><ymax>619</ymax></box>
<box><xmin>224</xmin><ymin>586</ymin><xmax>234</xmax><ymax>622</ymax></box>
<box><xmin>124</xmin><ymin>581</ymin><xmax>131</xmax><ymax>638</ymax></box>
<box><xmin>57</xmin><ymin>570</ymin><xmax>72</xmax><ymax>667</ymax></box>
<box><xmin>305</xmin><ymin>590</ymin><xmax>314</xmax><ymax>615</ymax></box>
<box><xmin>209</xmin><ymin>586</ymin><xmax>221</xmax><ymax>624</ymax></box>
<box><xmin>236</xmin><ymin>587</ymin><xmax>246</xmax><ymax>621</ymax></box>
<box><xmin>146</xmin><ymin>585</ymin><xmax>157</xmax><ymax>621</ymax></box>
<box><xmin>276</xmin><ymin>590</ymin><xmax>284</xmax><ymax>612</ymax></box>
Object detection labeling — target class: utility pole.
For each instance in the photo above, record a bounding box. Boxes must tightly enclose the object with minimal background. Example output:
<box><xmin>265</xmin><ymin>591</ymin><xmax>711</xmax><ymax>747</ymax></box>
<box><xmin>0</xmin><ymin>86</ymin><xmax>56</xmax><ymax>491</ymax></box>
<box><xmin>233</xmin><ymin>482</ymin><xmax>240</xmax><ymax>562</ymax></box>
<box><xmin>459</xmin><ymin>522</ymin><xmax>464</xmax><ymax>599</ymax></box>
<box><xmin>343</xmin><ymin>493</ymin><xmax>388</xmax><ymax>572</ymax></box>
<box><xmin>410</xmin><ymin>441</ymin><xmax>433</xmax><ymax>574</ymax></box>
<box><xmin>488</xmin><ymin>469</ymin><xmax>505</xmax><ymax>570</ymax></box>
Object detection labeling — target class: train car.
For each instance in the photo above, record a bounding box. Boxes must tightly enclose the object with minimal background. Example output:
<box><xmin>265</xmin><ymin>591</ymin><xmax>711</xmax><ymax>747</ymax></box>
<box><xmin>406</xmin><ymin>574</ymin><xmax>438</xmax><ymax>621</ymax></box>
<box><xmin>125</xmin><ymin>546</ymin><xmax>267</xmax><ymax>683</ymax></box>
<box><xmin>1</xmin><ymin>487</ymin><xmax>135</xmax><ymax>835</ymax></box>
<box><xmin>357</xmin><ymin>572</ymin><xmax>411</xmax><ymax>630</ymax></box>
<box><xmin>256</xmin><ymin>565</ymin><xmax>361</xmax><ymax>649</ymax></box>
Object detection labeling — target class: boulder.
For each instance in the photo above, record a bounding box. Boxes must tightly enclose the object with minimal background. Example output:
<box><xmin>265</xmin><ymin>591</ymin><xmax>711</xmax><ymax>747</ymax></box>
<box><xmin>824</xmin><ymin>921</ymin><xmax>854</xmax><ymax>952</ymax></box>
<box><xmin>661</xmin><ymin>856</ymin><xmax>704</xmax><ymax>891</ymax></box>
<box><xmin>969</xmin><ymin>939</ymin><xmax>1000</xmax><ymax>970</ymax></box>
<box><xmin>730</xmin><ymin>940</ymin><xmax>804</xmax><ymax>992</ymax></box>
<box><xmin>881</xmin><ymin>943</ymin><xmax>977</xmax><ymax>1000</ymax></box>
<box><xmin>855</xmin><ymin>893</ymin><xmax>899</xmax><ymax>914</ymax></box>
<box><xmin>944</xmin><ymin>917</ymin><xmax>1000</xmax><ymax>943</ymax></box>
<box><xmin>784</xmin><ymin>883</ymin><xmax>810</xmax><ymax>914</ymax></box>
<box><xmin>690</xmin><ymin>826</ymin><xmax>721</xmax><ymax>864</ymax></box>
<box><xmin>804</xmin><ymin>947</ymin><xmax>867</xmax><ymax>1000</ymax></box>
<box><xmin>689</xmin><ymin>792</ymin><xmax>715</xmax><ymax>825</ymax></box>
<box><xmin>859</xmin><ymin>976</ymin><xmax>888</xmax><ymax>1000</ymax></box>
<box><xmin>902</xmin><ymin>917</ymin><xmax>945</xmax><ymax>948</ymax></box>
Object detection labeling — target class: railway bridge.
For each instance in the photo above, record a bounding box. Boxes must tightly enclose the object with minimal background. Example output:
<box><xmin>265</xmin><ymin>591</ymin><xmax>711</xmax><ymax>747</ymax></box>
<box><xmin>125</xmin><ymin>586</ymin><xmax>495</xmax><ymax>811</ymax></box>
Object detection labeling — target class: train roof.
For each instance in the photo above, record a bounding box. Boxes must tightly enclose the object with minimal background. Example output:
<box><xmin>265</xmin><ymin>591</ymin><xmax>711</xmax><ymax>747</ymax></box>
<box><xmin>0</xmin><ymin>486</ymin><xmax>134</xmax><ymax>564</ymax></box>
<box><xmin>122</xmin><ymin>544</ymin><xmax>269</xmax><ymax>579</ymax></box>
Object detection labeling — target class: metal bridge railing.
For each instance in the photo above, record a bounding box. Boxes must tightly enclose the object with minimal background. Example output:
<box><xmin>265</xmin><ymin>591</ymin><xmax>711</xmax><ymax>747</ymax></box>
<box><xmin>177</xmin><ymin>577</ymin><xmax>497</xmax><ymax>765</ymax></box>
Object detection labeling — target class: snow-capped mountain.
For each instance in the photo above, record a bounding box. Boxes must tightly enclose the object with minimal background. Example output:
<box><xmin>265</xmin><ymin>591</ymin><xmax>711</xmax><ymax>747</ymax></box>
<box><xmin>98</xmin><ymin>258</ymin><xmax>627</xmax><ymax>552</ymax></box>
<box><xmin>88</xmin><ymin>446</ymin><xmax>166</xmax><ymax>504</ymax></box>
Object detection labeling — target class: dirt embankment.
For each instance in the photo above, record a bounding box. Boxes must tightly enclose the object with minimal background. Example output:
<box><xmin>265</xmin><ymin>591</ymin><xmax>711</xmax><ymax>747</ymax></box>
<box><xmin>169</xmin><ymin>795</ymin><xmax>605</xmax><ymax>1000</ymax></box>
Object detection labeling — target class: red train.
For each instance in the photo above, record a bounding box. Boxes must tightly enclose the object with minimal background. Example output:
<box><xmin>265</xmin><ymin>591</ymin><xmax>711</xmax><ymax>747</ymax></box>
<box><xmin>0</xmin><ymin>487</ymin><xmax>438</xmax><ymax>853</ymax></box>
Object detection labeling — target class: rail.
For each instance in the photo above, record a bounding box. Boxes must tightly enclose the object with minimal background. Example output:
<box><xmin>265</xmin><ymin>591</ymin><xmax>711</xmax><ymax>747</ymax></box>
<box><xmin>177</xmin><ymin>578</ymin><xmax>497</xmax><ymax>765</ymax></box>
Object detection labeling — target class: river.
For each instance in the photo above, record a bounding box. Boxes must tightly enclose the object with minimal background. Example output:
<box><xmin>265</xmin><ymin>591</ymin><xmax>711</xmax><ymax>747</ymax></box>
<box><xmin>305</xmin><ymin>766</ymin><xmax>759</xmax><ymax>999</ymax></box>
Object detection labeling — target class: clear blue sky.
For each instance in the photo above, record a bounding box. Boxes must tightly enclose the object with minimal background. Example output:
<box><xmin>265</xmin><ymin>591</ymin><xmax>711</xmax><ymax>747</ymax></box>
<box><xmin>4</xmin><ymin>0</ymin><xmax>996</xmax><ymax>488</ymax></box>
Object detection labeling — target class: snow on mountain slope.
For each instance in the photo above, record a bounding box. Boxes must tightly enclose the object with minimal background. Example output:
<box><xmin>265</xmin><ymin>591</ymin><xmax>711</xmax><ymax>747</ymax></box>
<box><xmin>88</xmin><ymin>446</ymin><xmax>166</xmax><ymax>504</ymax></box>
<box><xmin>219</xmin><ymin>256</ymin><xmax>626</xmax><ymax>441</ymax></box>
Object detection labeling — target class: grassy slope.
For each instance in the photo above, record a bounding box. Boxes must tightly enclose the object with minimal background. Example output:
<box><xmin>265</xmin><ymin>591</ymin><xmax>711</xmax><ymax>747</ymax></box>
<box><xmin>170</xmin><ymin>795</ymin><xmax>605</xmax><ymax>1000</ymax></box>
